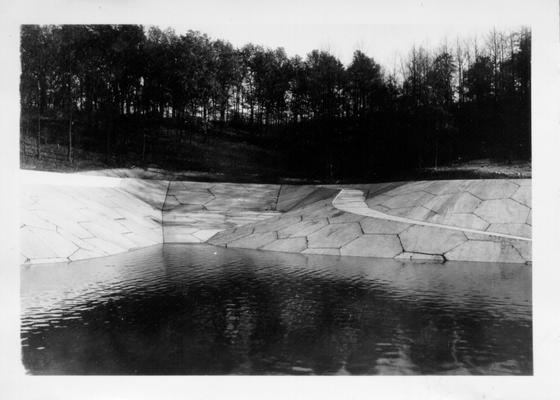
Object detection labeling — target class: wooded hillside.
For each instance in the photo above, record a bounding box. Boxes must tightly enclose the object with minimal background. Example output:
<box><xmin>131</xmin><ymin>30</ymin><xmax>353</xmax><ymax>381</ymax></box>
<box><xmin>20</xmin><ymin>25</ymin><xmax>531</xmax><ymax>180</ymax></box>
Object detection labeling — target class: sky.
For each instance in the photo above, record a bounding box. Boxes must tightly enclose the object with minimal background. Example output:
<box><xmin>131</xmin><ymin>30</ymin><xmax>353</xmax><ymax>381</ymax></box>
<box><xmin>168</xmin><ymin>24</ymin><xmax>522</xmax><ymax>70</ymax></box>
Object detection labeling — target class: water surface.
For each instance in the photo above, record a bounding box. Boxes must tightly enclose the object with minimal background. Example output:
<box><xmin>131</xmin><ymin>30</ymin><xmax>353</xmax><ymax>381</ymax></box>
<box><xmin>21</xmin><ymin>244</ymin><xmax>532</xmax><ymax>375</ymax></box>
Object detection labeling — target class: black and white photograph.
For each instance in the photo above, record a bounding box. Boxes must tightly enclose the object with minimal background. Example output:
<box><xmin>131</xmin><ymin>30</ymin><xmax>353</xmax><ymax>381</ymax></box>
<box><xmin>1</xmin><ymin>0</ymin><xmax>559</xmax><ymax>398</ymax></box>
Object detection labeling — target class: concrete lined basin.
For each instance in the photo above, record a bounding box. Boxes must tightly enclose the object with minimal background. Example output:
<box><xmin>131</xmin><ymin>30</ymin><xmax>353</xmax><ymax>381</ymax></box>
<box><xmin>20</xmin><ymin>170</ymin><xmax>532</xmax><ymax>264</ymax></box>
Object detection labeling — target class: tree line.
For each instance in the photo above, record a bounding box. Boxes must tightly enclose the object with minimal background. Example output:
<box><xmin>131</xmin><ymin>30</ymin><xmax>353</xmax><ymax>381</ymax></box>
<box><xmin>20</xmin><ymin>25</ymin><xmax>530</xmax><ymax>179</ymax></box>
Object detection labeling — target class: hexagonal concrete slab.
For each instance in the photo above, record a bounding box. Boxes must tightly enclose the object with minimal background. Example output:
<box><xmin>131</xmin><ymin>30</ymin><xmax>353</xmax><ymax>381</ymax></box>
<box><xmin>193</xmin><ymin>229</ymin><xmax>223</xmax><ymax>241</ymax></box>
<box><xmin>340</xmin><ymin>234</ymin><xmax>402</xmax><ymax>258</ymax></box>
<box><xmin>424</xmin><ymin>192</ymin><xmax>481</xmax><ymax>214</ymax></box>
<box><xmin>422</xmin><ymin>180</ymin><xmax>473</xmax><ymax>196</ymax></box>
<box><xmin>511</xmin><ymin>185</ymin><xmax>531</xmax><ymax>207</ymax></box>
<box><xmin>227</xmin><ymin>231</ymin><xmax>277</xmax><ymax>249</ymax></box>
<box><xmin>328</xmin><ymin>211</ymin><xmax>365</xmax><ymax>224</ymax></box>
<box><xmin>253</xmin><ymin>215</ymin><xmax>302</xmax><ymax>234</ymax></box>
<box><xmin>208</xmin><ymin>184</ymin><xmax>279</xmax><ymax>211</ymax></box>
<box><xmin>20</xmin><ymin>226</ymin><xmax>61</xmax><ymax>260</ymax></box>
<box><xmin>205</xmin><ymin>197</ymin><xmax>269</xmax><ymax>211</ymax></box>
<box><xmin>508</xmin><ymin>179</ymin><xmax>531</xmax><ymax>187</ymax></box>
<box><xmin>168</xmin><ymin>181</ymin><xmax>213</xmax><ymax>192</ymax></box>
<box><xmin>300</xmin><ymin>204</ymin><xmax>340</xmax><ymax>221</ymax></box>
<box><xmin>164</xmin><ymin>203</ymin><xmax>207</xmax><ymax>213</ymax></box>
<box><xmin>163</xmin><ymin>229</ymin><xmax>203</xmax><ymax>243</ymax></box>
<box><xmin>21</xmin><ymin>211</ymin><xmax>57</xmax><ymax>230</ymax></box>
<box><xmin>365</xmin><ymin>194</ymin><xmax>393</xmax><ymax>207</ymax></box>
<box><xmin>162</xmin><ymin>195</ymin><xmax>181</xmax><ymax>211</ymax></box>
<box><xmin>511</xmin><ymin>240</ymin><xmax>531</xmax><ymax>261</ymax></box>
<box><xmin>261</xmin><ymin>237</ymin><xmax>308</xmax><ymax>253</ymax></box>
<box><xmin>445</xmin><ymin>240</ymin><xmax>525</xmax><ymax>263</ymax></box>
<box><xmin>276</xmin><ymin>185</ymin><xmax>318</xmax><ymax>212</ymax></box>
<box><xmin>278</xmin><ymin>218</ymin><xmax>329</xmax><ymax>238</ymax></box>
<box><xmin>302</xmin><ymin>248</ymin><xmax>340</xmax><ymax>256</ymax></box>
<box><xmin>68</xmin><ymin>248</ymin><xmax>106</xmax><ymax>262</ymax></box>
<box><xmin>207</xmin><ymin>225</ymin><xmax>255</xmax><ymax>246</ymax></box>
<box><xmin>427</xmin><ymin>213</ymin><xmax>489</xmax><ymax>231</ymax></box>
<box><xmin>399</xmin><ymin>225</ymin><xmax>467</xmax><ymax>255</ymax></box>
<box><xmin>474</xmin><ymin>199</ymin><xmax>530</xmax><ymax>224</ymax></box>
<box><xmin>80</xmin><ymin>221</ymin><xmax>139</xmax><ymax>250</ymax></box>
<box><xmin>83</xmin><ymin>237</ymin><xmax>127</xmax><ymax>255</ymax></box>
<box><xmin>360</xmin><ymin>218</ymin><xmax>411</xmax><ymax>234</ymax></box>
<box><xmin>383</xmin><ymin>181</ymin><xmax>431</xmax><ymax>197</ymax></box>
<box><xmin>381</xmin><ymin>191</ymin><xmax>435</xmax><ymax>209</ymax></box>
<box><xmin>173</xmin><ymin>191</ymin><xmax>215</xmax><ymax>205</ymax></box>
<box><xmin>466</xmin><ymin>180</ymin><xmax>519</xmax><ymax>200</ymax></box>
<box><xmin>487</xmin><ymin>223</ymin><xmax>532</xmax><ymax>238</ymax></box>
<box><xmin>119</xmin><ymin>179</ymin><xmax>169</xmax><ymax>209</ymax></box>
<box><xmin>387</xmin><ymin>206</ymin><xmax>436</xmax><ymax>220</ymax></box>
<box><xmin>307</xmin><ymin>223</ymin><xmax>362</xmax><ymax>249</ymax></box>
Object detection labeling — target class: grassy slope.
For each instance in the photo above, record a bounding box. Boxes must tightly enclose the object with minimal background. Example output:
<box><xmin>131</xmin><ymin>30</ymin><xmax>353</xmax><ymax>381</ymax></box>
<box><xmin>20</xmin><ymin>131</ymin><xmax>531</xmax><ymax>183</ymax></box>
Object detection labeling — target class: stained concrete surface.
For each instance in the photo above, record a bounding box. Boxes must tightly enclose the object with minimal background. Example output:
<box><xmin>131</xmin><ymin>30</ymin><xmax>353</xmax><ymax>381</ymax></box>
<box><xmin>20</xmin><ymin>171</ymin><xmax>532</xmax><ymax>264</ymax></box>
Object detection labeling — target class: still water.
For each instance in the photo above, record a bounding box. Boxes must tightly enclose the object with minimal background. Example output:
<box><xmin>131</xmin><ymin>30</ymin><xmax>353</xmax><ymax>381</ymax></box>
<box><xmin>21</xmin><ymin>244</ymin><xmax>532</xmax><ymax>375</ymax></box>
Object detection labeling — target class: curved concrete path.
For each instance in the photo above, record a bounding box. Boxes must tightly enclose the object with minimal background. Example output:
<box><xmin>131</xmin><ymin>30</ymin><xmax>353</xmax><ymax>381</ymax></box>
<box><xmin>333</xmin><ymin>189</ymin><xmax>530</xmax><ymax>242</ymax></box>
<box><xmin>363</xmin><ymin>179</ymin><xmax>531</xmax><ymax>239</ymax></box>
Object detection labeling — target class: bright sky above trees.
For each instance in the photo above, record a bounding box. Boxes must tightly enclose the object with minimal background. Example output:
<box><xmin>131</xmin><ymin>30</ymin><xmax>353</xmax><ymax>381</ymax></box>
<box><xmin>170</xmin><ymin>24</ymin><xmax>519</xmax><ymax>69</ymax></box>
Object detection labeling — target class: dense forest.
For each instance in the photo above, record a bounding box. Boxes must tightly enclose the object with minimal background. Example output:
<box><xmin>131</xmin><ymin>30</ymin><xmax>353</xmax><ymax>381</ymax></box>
<box><xmin>20</xmin><ymin>25</ymin><xmax>531</xmax><ymax>180</ymax></box>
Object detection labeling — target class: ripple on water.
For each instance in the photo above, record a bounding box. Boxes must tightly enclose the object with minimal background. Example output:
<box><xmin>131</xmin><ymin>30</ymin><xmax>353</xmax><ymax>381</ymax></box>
<box><xmin>21</xmin><ymin>243</ymin><xmax>532</xmax><ymax>375</ymax></box>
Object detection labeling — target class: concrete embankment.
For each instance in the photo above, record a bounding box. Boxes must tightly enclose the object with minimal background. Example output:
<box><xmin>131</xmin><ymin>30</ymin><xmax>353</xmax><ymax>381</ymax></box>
<box><xmin>20</xmin><ymin>172</ymin><xmax>167</xmax><ymax>263</ymax></box>
<box><xmin>20</xmin><ymin>171</ymin><xmax>531</xmax><ymax>264</ymax></box>
<box><xmin>208</xmin><ymin>181</ymin><xmax>531</xmax><ymax>264</ymax></box>
<box><xmin>20</xmin><ymin>170</ymin><xmax>278</xmax><ymax>264</ymax></box>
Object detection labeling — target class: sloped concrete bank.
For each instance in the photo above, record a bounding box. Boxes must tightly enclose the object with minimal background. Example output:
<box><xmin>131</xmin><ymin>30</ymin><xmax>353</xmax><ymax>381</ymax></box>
<box><xmin>20</xmin><ymin>171</ymin><xmax>168</xmax><ymax>264</ymax></box>
<box><xmin>20</xmin><ymin>170</ymin><xmax>280</xmax><ymax>264</ymax></box>
<box><xmin>208</xmin><ymin>182</ymin><xmax>531</xmax><ymax>264</ymax></box>
<box><xmin>20</xmin><ymin>171</ymin><xmax>531</xmax><ymax>264</ymax></box>
<box><xmin>333</xmin><ymin>188</ymin><xmax>530</xmax><ymax>263</ymax></box>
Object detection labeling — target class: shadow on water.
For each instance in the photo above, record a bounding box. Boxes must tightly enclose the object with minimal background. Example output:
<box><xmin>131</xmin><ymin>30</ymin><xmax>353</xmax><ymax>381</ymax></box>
<box><xmin>20</xmin><ymin>244</ymin><xmax>532</xmax><ymax>375</ymax></box>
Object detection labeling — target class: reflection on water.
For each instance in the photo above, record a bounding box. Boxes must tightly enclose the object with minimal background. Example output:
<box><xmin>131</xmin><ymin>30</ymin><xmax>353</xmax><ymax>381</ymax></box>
<box><xmin>21</xmin><ymin>244</ymin><xmax>532</xmax><ymax>375</ymax></box>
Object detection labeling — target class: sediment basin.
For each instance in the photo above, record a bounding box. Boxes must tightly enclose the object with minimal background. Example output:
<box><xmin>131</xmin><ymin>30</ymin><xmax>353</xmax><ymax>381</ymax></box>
<box><xmin>20</xmin><ymin>170</ymin><xmax>532</xmax><ymax>264</ymax></box>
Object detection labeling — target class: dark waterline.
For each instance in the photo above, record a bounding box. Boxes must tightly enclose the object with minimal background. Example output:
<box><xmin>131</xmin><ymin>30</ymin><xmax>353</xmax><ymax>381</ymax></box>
<box><xmin>21</xmin><ymin>244</ymin><xmax>532</xmax><ymax>375</ymax></box>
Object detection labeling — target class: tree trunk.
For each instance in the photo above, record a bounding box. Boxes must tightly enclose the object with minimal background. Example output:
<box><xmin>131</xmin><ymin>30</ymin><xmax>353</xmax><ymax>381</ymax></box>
<box><xmin>68</xmin><ymin>90</ymin><xmax>73</xmax><ymax>163</ymax></box>
<box><xmin>105</xmin><ymin>117</ymin><xmax>112</xmax><ymax>163</ymax></box>
<box><xmin>68</xmin><ymin>112</ymin><xmax>73</xmax><ymax>163</ymax></box>
<box><xmin>68</xmin><ymin>113</ymin><xmax>72</xmax><ymax>163</ymax></box>
<box><xmin>203</xmin><ymin>105</ymin><xmax>208</xmax><ymax>143</ymax></box>
<box><xmin>36</xmin><ymin>111</ymin><xmax>41</xmax><ymax>160</ymax></box>
<box><xmin>142</xmin><ymin>131</ymin><xmax>146</xmax><ymax>162</ymax></box>
<box><xmin>250</xmin><ymin>100</ymin><xmax>254</xmax><ymax>125</ymax></box>
<box><xmin>434</xmin><ymin>135</ymin><xmax>439</xmax><ymax>170</ymax></box>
